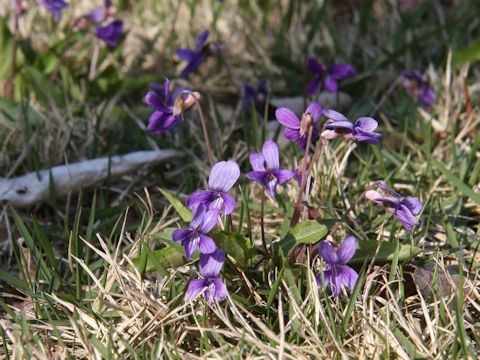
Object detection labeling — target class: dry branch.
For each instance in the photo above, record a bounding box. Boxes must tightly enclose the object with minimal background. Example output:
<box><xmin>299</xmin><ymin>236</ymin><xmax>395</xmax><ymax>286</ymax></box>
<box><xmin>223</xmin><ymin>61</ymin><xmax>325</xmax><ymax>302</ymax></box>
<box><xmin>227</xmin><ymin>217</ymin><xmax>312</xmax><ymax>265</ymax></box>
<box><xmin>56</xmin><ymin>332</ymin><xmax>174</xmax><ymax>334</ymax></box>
<box><xmin>0</xmin><ymin>150</ymin><xmax>179</xmax><ymax>207</ymax></box>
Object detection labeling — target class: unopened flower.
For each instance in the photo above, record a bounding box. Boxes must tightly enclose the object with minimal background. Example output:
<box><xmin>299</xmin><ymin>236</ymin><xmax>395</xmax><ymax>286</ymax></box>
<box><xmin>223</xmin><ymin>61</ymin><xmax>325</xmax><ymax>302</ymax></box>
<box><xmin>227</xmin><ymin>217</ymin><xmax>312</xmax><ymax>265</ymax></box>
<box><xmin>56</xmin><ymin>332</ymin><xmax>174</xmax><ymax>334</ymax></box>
<box><xmin>145</xmin><ymin>78</ymin><xmax>199</xmax><ymax>134</ymax></box>
<box><xmin>401</xmin><ymin>70</ymin><xmax>435</xmax><ymax>108</ymax></box>
<box><xmin>185</xmin><ymin>249</ymin><xmax>228</xmax><ymax>303</ymax></box>
<box><xmin>317</xmin><ymin>235</ymin><xmax>358</xmax><ymax>297</ymax></box>
<box><xmin>275</xmin><ymin>102</ymin><xmax>322</xmax><ymax>149</ymax></box>
<box><xmin>177</xmin><ymin>30</ymin><xmax>211</xmax><ymax>78</ymax></box>
<box><xmin>321</xmin><ymin>109</ymin><xmax>381</xmax><ymax>144</ymax></box>
<box><xmin>365</xmin><ymin>181</ymin><xmax>422</xmax><ymax>230</ymax></box>
<box><xmin>187</xmin><ymin>160</ymin><xmax>240</xmax><ymax>215</ymax></box>
<box><xmin>172</xmin><ymin>205</ymin><xmax>218</xmax><ymax>260</ymax></box>
<box><xmin>246</xmin><ymin>140</ymin><xmax>295</xmax><ymax>198</ymax></box>
<box><xmin>308</xmin><ymin>58</ymin><xmax>356</xmax><ymax>95</ymax></box>
<box><xmin>95</xmin><ymin>19</ymin><xmax>123</xmax><ymax>47</ymax></box>
<box><xmin>38</xmin><ymin>0</ymin><xmax>68</xmax><ymax>20</ymax></box>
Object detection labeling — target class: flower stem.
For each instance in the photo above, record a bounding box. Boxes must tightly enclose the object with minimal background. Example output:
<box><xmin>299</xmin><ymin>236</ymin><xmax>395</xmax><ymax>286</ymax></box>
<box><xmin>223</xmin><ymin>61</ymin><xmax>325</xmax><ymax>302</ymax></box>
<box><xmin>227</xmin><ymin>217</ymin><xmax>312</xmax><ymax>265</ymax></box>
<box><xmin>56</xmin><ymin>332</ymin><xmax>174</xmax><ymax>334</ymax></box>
<box><xmin>260</xmin><ymin>190</ymin><xmax>269</xmax><ymax>258</ymax></box>
<box><xmin>290</xmin><ymin>125</ymin><xmax>314</xmax><ymax>226</ymax></box>
<box><xmin>194</xmin><ymin>101</ymin><xmax>214</xmax><ymax>168</ymax></box>
<box><xmin>290</xmin><ymin>138</ymin><xmax>323</xmax><ymax>263</ymax></box>
<box><xmin>5</xmin><ymin>1</ymin><xmax>19</xmax><ymax>99</ymax></box>
<box><xmin>88</xmin><ymin>42</ymin><xmax>100</xmax><ymax>81</ymax></box>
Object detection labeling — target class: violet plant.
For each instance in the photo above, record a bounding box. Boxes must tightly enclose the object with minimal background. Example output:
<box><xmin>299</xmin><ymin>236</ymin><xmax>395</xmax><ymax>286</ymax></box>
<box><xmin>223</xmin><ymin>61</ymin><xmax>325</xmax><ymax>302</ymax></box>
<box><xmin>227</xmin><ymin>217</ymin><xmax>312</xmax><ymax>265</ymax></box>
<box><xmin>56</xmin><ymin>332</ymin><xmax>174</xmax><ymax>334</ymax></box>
<box><xmin>147</xmin><ymin>36</ymin><xmax>426</xmax><ymax>304</ymax></box>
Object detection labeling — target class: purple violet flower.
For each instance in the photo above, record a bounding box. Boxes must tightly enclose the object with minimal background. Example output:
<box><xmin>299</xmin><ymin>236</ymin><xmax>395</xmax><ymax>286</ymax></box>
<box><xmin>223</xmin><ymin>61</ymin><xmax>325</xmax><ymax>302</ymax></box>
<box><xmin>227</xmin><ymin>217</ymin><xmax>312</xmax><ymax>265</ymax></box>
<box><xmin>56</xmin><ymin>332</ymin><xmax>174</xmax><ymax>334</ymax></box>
<box><xmin>321</xmin><ymin>109</ymin><xmax>382</xmax><ymax>145</ymax></box>
<box><xmin>401</xmin><ymin>70</ymin><xmax>436</xmax><ymax>108</ymax></box>
<box><xmin>95</xmin><ymin>19</ymin><xmax>123</xmax><ymax>47</ymax></box>
<box><xmin>246</xmin><ymin>140</ymin><xmax>295</xmax><ymax>198</ymax></box>
<box><xmin>243</xmin><ymin>80</ymin><xmax>268</xmax><ymax>112</ymax></box>
<box><xmin>145</xmin><ymin>78</ymin><xmax>200</xmax><ymax>134</ymax></box>
<box><xmin>176</xmin><ymin>30</ymin><xmax>210</xmax><ymax>78</ymax></box>
<box><xmin>308</xmin><ymin>58</ymin><xmax>356</xmax><ymax>95</ymax></box>
<box><xmin>317</xmin><ymin>236</ymin><xmax>359</xmax><ymax>297</ymax></box>
<box><xmin>185</xmin><ymin>249</ymin><xmax>228</xmax><ymax>303</ymax></box>
<box><xmin>365</xmin><ymin>181</ymin><xmax>422</xmax><ymax>230</ymax></box>
<box><xmin>87</xmin><ymin>8</ymin><xmax>106</xmax><ymax>23</ymax></box>
<box><xmin>172</xmin><ymin>204</ymin><xmax>218</xmax><ymax>260</ymax></box>
<box><xmin>275</xmin><ymin>102</ymin><xmax>323</xmax><ymax>149</ymax></box>
<box><xmin>187</xmin><ymin>160</ymin><xmax>240</xmax><ymax>215</ymax></box>
<box><xmin>38</xmin><ymin>0</ymin><xmax>68</xmax><ymax>20</ymax></box>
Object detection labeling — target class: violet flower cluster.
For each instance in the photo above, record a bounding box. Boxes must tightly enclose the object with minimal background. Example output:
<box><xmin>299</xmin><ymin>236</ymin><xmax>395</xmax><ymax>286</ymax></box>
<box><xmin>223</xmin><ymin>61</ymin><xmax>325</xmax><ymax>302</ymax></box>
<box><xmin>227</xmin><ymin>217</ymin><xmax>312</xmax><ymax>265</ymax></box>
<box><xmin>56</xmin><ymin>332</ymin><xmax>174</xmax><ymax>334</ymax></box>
<box><xmin>177</xmin><ymin>160</ymin><xmax>240</xmax><ymax>303</ymax></box>
<box><xmin>401</xmin><ymin>70</ymin><xmax>435</xmax><ymax>108</ymax></box>
<box><xmin>38</xmin><ymin>0</ymin><xmax>68</xmax><ymax>20</ymax></box>
<box><xmin>366</xmin><ymin>181</ymin><xmax>422</xmax><ymax>230</ymax></box>
<box><xmin>308</xmin><ymin>57</ymin><xmax>356</xmax><ymax>95</ymax></box>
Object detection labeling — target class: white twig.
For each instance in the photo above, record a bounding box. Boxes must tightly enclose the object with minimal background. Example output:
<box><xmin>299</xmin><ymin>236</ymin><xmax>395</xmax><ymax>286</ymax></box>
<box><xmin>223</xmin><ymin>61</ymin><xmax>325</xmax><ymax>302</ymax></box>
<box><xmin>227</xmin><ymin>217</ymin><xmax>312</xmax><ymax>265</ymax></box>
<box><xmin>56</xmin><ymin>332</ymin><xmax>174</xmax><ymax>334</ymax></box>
<box><xmin>0</xmin><ymin>150</ymin><xmax>179</xmax><ymax>207</ymax></box>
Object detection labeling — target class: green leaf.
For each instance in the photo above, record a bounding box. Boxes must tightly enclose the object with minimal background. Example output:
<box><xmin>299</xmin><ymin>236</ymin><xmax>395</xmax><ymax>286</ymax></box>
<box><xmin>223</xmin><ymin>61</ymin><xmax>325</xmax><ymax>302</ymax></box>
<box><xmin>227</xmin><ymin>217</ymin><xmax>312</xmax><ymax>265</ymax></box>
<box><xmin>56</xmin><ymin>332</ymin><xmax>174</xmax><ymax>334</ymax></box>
<box><xmin>453</xmin><ymin>37</ymin><xmax>480</xmax><ymax>68</ymax></box>
<box><xmin>349</xmin><ymin>241</ymin><xmax>421</xmax><ymax>264</ymax></box>
<box><xmin>428</xmin><ymin>155</ymin><xmax>480</xmax><ymax>205</ymax></box>
<box><xmin>158</xmin><ymin>188</ymin><xmax>193</xmax><ymax>222</ymax></box>
<box><xmin>153</xmin><ymin>227</ymin><xmax>176</xmax><ymax>242</ymax></box>
<box><xmin>25</xmin><ymin>66</ymin><xmax>64</xmax><ymax>106</ymax></box>
<box><xmin>131</xmin><ymin>244</ymin><xmax>186</xmax><ymax>274</ymax></box>
<box><xmin>213</xmin><ymin>230</ymin><xmax>255</xmax><ymax>267</ymax></box>
<box><xmin>278</xmin><ymin>220</ymin><xmax>328</xmax><ymax>257</ymax></box>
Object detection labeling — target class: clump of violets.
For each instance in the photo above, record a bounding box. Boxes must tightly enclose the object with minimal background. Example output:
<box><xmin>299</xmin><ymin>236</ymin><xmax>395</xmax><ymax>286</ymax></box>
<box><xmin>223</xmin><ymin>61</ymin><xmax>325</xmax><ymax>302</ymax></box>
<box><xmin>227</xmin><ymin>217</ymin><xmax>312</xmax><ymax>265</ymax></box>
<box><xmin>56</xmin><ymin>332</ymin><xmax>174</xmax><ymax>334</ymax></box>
<box><xmin>187</xmin><ymin>160</ymin><xmax>240</xmax><ymax>215</ymax></box>
<box><xmin>38</xmin><ymin>0</ymin><xmax>68</xmax><ymax>20</ymax></box>
<box><xmin>246</xmin><ymin>140</ymin><xmax>295</xmax><ymax>198</ymax></box>
<box><xmin>317</xmin><ymin>235</ymin><xmax>358</xmax><ymax>297</ymax></box>
<box><xmin>173</xmin><ymin>205</ymin><xmax>218</xmax><ymax>260</ymax></box>
<box><xmin>365</xmin><ymin>181</ymin><xmax>422</xmax><ymax>230</ymax></box>
<box><xmin>145</xmin><ymin>77</ymin><xmax>200</xmax><ymax>134</ymax></box>
<box><xmin>275</xmin><ymin>102</ymin><xmax>323</xmax><ymax>149</ymax></box>
<box><xmin>321</xmin><ymin>109</ymin><xmax>382</xmax><ymax>145</ymax></box>
<box><xmin>243</xmin><ymin>80</ymin><xmax>268</xmax><ymax>112</ymax></box>
<box><xmin>308</xmin><ymin>57</ymin><xmax>356</xmax><ymax>95</ymax></box>
<box><xmin>181</xmin><ymin>160</ymin><xmax>240</xmax><ymax>304</ymax></box>
<box><xmin>185</xmin><ymin>249</ymin><xmax>228</xmax><ymax>303</ymax></box>
<box><xmin>177</xmin><ymin>30</ymin><xmax>213</xmax><ymax>78</ymax></box>
<box><xmin>401</xmin><ymin>70</ymin><xmax>435</xmax><ymax>108</ymax></box>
